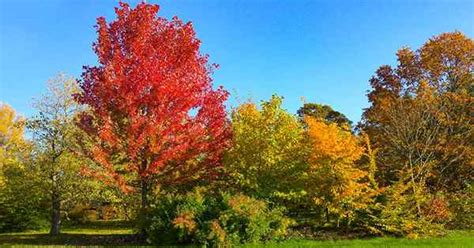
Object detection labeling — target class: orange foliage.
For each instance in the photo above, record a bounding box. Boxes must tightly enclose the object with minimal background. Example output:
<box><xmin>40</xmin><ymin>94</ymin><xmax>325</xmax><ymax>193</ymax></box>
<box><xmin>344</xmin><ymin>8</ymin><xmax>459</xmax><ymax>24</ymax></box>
<box><xmin>305</xmin><ymin>117</ymin><xmax>375</xmax><ymax>225</ymax></box>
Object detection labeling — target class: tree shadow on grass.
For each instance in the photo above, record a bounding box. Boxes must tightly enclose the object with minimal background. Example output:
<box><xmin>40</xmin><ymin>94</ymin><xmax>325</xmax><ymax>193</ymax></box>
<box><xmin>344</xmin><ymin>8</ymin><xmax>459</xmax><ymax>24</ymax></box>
<box><xmin>0</xmin><ymin>233</ymin><xmax>145</xmax><ymax>246</ymax></box>
<box><xmin>63</xmin><ymin>220</ymin><xmax>135</xmax><ymax>231</ymax></box>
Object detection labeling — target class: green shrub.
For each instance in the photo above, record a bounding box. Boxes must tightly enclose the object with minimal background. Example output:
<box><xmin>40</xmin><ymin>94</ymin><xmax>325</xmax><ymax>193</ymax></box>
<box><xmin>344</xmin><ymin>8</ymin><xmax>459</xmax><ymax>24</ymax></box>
<box><xmin>0</xmin><ymin>202</ymin><xmax>48</xmax><ymax>232</ymax></box>
<box><xmin>144</xmin><ymin>188</ymin><xmax>294</xmax><ymax>246</ymax></box>
<box><xmin>213</xmin><ymin>193</ymin><xmax>294</xmax><ymax>246</ymax></box>
<box><xmin>0</xmin><ymin>165</ymin><xmax>48</xmax><ymax>233</ymax></box>
<box><xmin>145</xmin><ymin>188</ymin><xmax>208</xmax><ymax>244</ymax></box>
<box><xmin>68</xmin><ymin>205</ymin><xmax>100</xmax><ymax>224</ymax></box>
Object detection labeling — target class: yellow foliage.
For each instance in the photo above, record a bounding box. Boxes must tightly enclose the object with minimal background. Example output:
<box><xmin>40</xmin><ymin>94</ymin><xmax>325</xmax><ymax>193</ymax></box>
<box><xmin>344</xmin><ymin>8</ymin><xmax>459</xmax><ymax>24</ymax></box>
<box><xmin>225</xmin><ymin>95</ymin><xmax>308</xmax><ymax>206</ymax></box>
<box><xmin>0</xmin><ymin>103</ymin><xmax>26</xmax><ymax>187</ymax></box>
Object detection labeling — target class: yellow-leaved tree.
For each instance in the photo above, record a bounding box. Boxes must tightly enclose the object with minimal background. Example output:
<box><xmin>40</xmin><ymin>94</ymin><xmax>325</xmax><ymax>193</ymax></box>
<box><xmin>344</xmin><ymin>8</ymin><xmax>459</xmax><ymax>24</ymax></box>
<box><xmin>0</xmin><ymin>103</ymin><xmax>47</xmax><ymax>232</ymax></box>
<box><xmin>0</xmin><ymin>103</ymin><xmax>26</xmax><ymax>188</ymax></box>
<box><xmin>225</xmin><ymin>95</ymin><xmax>308</xmax><ymax>208</ymax></box>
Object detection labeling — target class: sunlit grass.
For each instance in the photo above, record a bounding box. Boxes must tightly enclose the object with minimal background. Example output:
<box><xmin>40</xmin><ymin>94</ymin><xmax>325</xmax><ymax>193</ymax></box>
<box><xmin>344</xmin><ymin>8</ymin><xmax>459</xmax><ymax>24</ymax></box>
<box><xmin>245</xmin><ymin>230</ymin><xmax>474</xmax><ymax>248</ymax></box>
<box><xmin>0</xmin><ymin>221</ymin><xmax>472</xmax><ymax>247</ymax></box>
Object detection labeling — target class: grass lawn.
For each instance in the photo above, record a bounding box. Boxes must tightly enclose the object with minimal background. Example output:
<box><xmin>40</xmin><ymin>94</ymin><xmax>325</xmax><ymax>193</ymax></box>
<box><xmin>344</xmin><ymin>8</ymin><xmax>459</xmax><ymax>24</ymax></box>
<box><xmin>0</xmin><ymin>220</ymin><xmax>142</xmax><ymax>247</ymax></box>
<box><xmin>245</xmin><ymin>230</ymin><xmax>474</xmax><ymax>248</ymax></box>
<box><xmin>0</xmin><ymin>221</ymin><xmax>472</xmax><ymax>247</ymax></box>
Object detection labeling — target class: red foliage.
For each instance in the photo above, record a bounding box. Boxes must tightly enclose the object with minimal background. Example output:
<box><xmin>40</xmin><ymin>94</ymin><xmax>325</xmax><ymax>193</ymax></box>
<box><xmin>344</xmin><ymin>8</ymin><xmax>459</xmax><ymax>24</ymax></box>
<box><xmin>75</xmin><ymin>2</ymin><xmax>231</xmax><ymax>192</ymax></box>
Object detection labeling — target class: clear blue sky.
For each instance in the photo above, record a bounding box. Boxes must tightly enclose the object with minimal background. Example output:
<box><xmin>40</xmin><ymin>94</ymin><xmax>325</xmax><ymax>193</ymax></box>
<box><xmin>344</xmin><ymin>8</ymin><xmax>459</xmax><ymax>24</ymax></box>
<box><xmin>1</xmin><ymin>0</ymin><xmax>473</xmax><ymax>122</ymax></box>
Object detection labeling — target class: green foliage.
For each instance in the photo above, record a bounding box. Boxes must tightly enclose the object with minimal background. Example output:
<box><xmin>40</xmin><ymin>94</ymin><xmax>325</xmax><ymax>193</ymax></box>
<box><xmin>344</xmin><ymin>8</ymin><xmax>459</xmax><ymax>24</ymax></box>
<box><xmin>144</xmin><ymin>188</ymin><xmax>207</xmax><ymax>244</ymax></box>
<box><xmin>25</xmin><ymin>75</ymin><xmax>85</xmax><ymax>234</ymax></box>
<box><xmin>27</xmin><ymin>74</ymin><xmax>86</xmax><ymax>202</ymax></box>
<box><xmin>297</xmin><ymin>102</ymin><xmax>352</xmax><ymax>128</ymax></box>
<box><xmin>145</xmin><ymin>188</ymin><xmax>294</xmax><ymax>246</ymax></box>
<box><xmin>214</xmin><ymin>193</ymin><xmax>294</xmax><ymax>246</ymax></box>
<box><xmin>0</xmin><ymin>163</ymin><xmax>49</xmax><ymax>232</ymax></box>
<box><xmin>25</xmin><ymin>74</ymin><xmax>117</xmax><ymax>235</ymax></box>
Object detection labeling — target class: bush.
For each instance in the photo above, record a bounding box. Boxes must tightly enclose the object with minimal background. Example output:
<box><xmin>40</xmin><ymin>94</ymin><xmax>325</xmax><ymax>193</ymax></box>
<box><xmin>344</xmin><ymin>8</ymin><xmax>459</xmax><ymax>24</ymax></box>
<box><xmin>0</xmin><ymin>202</ymin><xmax>48</xmax><ymax>232</ymax></box>
<box><xmin>144</xmin><ymin>188</ymin><xmax>294</xmax><ymax>246</ymax></box>
<box><xmin>448</xmin><ymin>184</ymin><xmax>473</xmax><ymax>229</ymax></box>
<box><xmin>377</xmin><ymin>183</ymin><xmax>446</xmax><ymax>238</ymax></box>
<box><xmin>145</xmin><ymin>188</ymin><xmax>208</xmax><ymax>244</ymax></box>
<box><xmin>0</xmin><ymin>165</ymin><xmax>49</xmax><ymax>233</ymax></box>
<box><xmin>211</xmin><ymin>193</ymin><xmax>294</xmax><ymax>246</ymax></box>
<box><xmin>68</xmin><ymin>205</ymin><xmax>100</xmax><ymax>224</ymax></box>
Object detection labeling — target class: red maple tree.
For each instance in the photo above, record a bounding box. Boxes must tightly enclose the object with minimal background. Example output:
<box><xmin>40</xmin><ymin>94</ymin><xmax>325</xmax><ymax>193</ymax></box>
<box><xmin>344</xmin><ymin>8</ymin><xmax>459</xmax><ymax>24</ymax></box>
<box><xmin>75</xmin><ymin>2</ymin><xmax>231</xmax><ymax>211</ymax></box>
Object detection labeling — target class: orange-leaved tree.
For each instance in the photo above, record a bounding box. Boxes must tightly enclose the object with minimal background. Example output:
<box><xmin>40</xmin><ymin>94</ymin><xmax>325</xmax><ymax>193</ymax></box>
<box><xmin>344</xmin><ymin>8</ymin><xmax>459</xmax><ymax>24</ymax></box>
<box><xmin>305</xmin><ymin>116</ymin><xmax>376</xmax><ymax>228</ymax></box>
<box><xmin>361</xmin><ymin>31</ymin><xmax>473</xmax><ymax>192</ymax></box>
<box><xmin>75</xmin><ymin>2</ymin><xmax>231</xmax><ymax>229</ymax></box>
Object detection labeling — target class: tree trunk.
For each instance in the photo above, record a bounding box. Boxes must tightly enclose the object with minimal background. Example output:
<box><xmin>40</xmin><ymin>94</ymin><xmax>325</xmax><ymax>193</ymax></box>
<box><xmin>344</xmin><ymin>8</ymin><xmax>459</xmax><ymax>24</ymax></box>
<box><xmin>138</xmin><ymin>175</ymin><xmax>149</xmax><ymax>239</ymax></box>
<box><xmin>325</xmin><ymin>207</ymin><xmax>330</xmax><ymax>223</ymax></box>
<box><xmin>408</xmin><ymin>159</ymin><xmax>422</xmax><ymax>216</ymax></box>
<box><xmin>141</xmin><ymin>178</ymin><xmax>148</xmax><ymax>212</ymax></box>
<box><xmin>50</xmin><ymin>190</ymin><xmax>61</xmax><ymax>235</ymax></box>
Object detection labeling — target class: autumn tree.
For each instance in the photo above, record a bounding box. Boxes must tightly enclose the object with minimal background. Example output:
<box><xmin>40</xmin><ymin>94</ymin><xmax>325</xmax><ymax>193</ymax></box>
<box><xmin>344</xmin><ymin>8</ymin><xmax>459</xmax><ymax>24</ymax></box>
<box><xmin>305</xmin><ymin>116</ymin><xmax>375</xmax><ymax>228</ymax></box>
<box><xmin>75</xmin><ymin>2</ymin><xmax>231</xmax><ymax>232</ymax></box>
<box><xmin>297</xmin><ymin>103</ymin><xmax>352</xmax><ymax>128</ymax></box>
<box><xmin>0</xmin><ymin>104</ymin><xmax>46</xmax><ymax>232</ymax></box>
<box><xmin>225</xmin><ymin>95</ymin><xmax>308</xmax><ymax>208</ymax></box>
<box><xmin>0</xmin><ymin>103</ymin><xmax>26</xmax><ymax>187</ymax></box>
<box><xmin>360</xmin><ymin>31</ymin><xmax>473</xmax><ymax>192</ymax></box>
<box><xmin>27</xmin><ymin>74</ymin><xmax>86</xmax><ymax>235</ymax></box>
<box><xmin>359</xmin><ymin>32</ymin><xmax>473</xmax><ymax>235</ymax></box>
